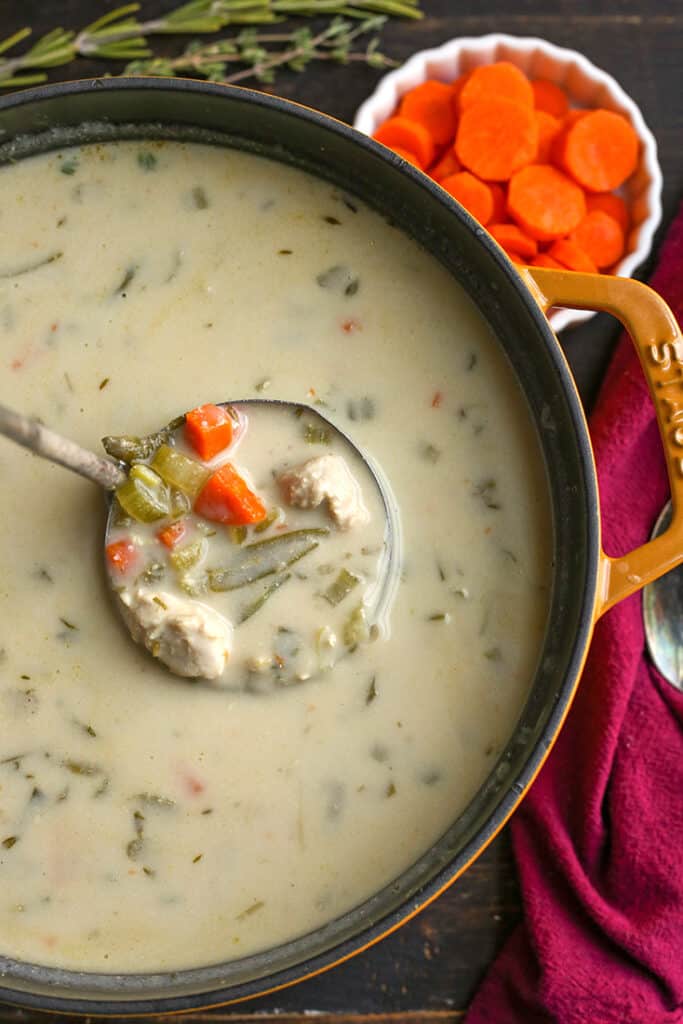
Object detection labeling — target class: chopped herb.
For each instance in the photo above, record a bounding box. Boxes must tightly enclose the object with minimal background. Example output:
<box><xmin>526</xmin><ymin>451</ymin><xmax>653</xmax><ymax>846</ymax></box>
<box><xmin>323</xmin><ymin>215</ymin><xmax>341</xmax><ymax>225</ymax></box>
<box><xmin>371</xmin><ymin>743</ymin><xmax>389</xmax><ymax>763</ymax></box>
<box><xmin>501</xmin><ymin>548</ymin><xmax>518</xmax><ymax>563</ymax></box>
<box><xmin>0</xmin><ymin>251</ymin><xmax>63</xmax><ymax>280</ymax></box>
<box><xmin>484</xmin><ymin>646</ymin><xmax>502</xmax><ymax>662</ymax></box>
<box><xmin>255</xmin><ymin>377</ymin><xmax>272</xmax><ymax>392</ymax></box>
<box><xmin>152</xmin><ymin>596</ymin><xmax>168</xmax><ymax>610</ymax></box>
<box><xmin>142</xmin><ymin>866</ymin><xmax>156</xmax><ymax>877</ymax></box>
<box><xmin>386</xmin><ymin>782</ymin><xmax>397</xmax><ymax>798</ymax></box>
<box><xmin>316</xmin><ymin>264</ymin><xmax>359</xmax><ymax>296</ymax></box>
<box><xmin>420</xmin><ymin>769</ymin><xmax>441</xmax><ymax>786</ymax></box>
<box><xmin>114</xmin><ymin>265</ymin><xmax>137</xmax><ymax>295</ymax></box>
<box><xmin>366</xmin><ymin>676</ymin><xmax>378</xmax><ymax>704</ymax></box>
<box><xmin>201</xmin><ymin>808</ymin><xmax>213</xmax><ymax>815</ymax></box>
<box><xmin>277</xmin><ymin>249</ymin><xmax>292</xmax><ymax>255</ymax></box>
<box><xmin>139</xmin><ymin>561</ymin><xmax>165</xmax><ymax>585</ymax></box>
<box><xmin>2</xmin><ymin>836</ymin><xmax>17</xmax><ymax>849</ymax></box>
<box><xmin>304</xmin><ymin>422</ymin><xmax>331</xmax><ymax>444</ymax></box>
<box><xmin>347</xmin><ymin>396</ymin><xmax>376</xmax><ymax>421</ymax></box>
<box><xmin>93</xmin><ymin>777</ymin><xmax>110</xmax><ymax>798</ymax></box>
<box><xmin>341</xmin><ymin>195</ymin><xmax>358</xmax><ymax>213</ymax></box>
<box><xmin>436</xmin><ymin>560</ymin><xmax>446</xmax><ymax>582</ymax></box>
<box><xmin>452</xmin><ymin>586</ymin><xmax>470</xmax><ymax>599</ymax></box>
<box><xmin>428</xmin><ymin>612</ymin><xmax>451</xmax><ymax>623</ymax></box>
<box><xmin>63</xmin><ymin>759</ymin><xmax>99</xmax><ymax>776</ymax></box>
<box><xmin>60</xmin><ymin>158</ymin><xmax>78</xmax><ymax>176</ymax></box>
<box><xmin>29</xmin><ymin>786</ymin><xmax>44</xmax><ymax>802</ymax></box>
<box><xmin>324</xmin><ymin>568</ymin><xmax>361</xmax><ymax>606</ymax></box>
<box><xmin>236</xmin><ymin>899</ymin><xmax>265</xmax><ymax>921</ymax></box>
<box><xmin>137</xmin><ymin>150</ymin><xmax>158</xmax><ymax>171</ymax></box>
<box><xmin>126</xmin><ymin>837</ymin><xmax>144</xmax><ymax>861</ymax></box>
<box><xmin>473</xmin><ymin>478</ymin><xmax>501</xmax><ymax>510</ymax></box>
<box><xmin>192</xmin><ymin>854</ymin><xmax>203</xmax><ymax>864</ymax></box>
<box><xmin>191</xmin><ymin>185</ymin><xmax>209</xmax><ymax>209</ymax></box>
<box><xmin>99</xmin><ymin>377</ymin><xmax>110</xmax><ymax>391</ymax></box>
<box><xmin>419</xmin><ymin>442</ymin><xmax>441</xmax><ymax>463</ymax></box>
<box><xmin>20</xmin><ymin>674</ymin><xmax>30</xmax><ymax>681</ymax></box>
<box><xmin>134</xmin><ymin>793</ymin><xmax>175</xmax><ymax>809</ymax></box>
<box><xmin>59</xmin><ymin>617</ymin><xmax>77</xmax><ymax>631</ymax></box>
<box><xmin>467</xmin><ymin>353</ymin><xmax>478</xmax><ymax>371</ymax></box>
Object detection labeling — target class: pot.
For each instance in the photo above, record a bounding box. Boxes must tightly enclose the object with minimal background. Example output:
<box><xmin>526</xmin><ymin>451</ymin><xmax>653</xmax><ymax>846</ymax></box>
<box><xmin>0</xmin><ymin>77</ymin><xmax>680</xmax><ymax>1015</ymax></box>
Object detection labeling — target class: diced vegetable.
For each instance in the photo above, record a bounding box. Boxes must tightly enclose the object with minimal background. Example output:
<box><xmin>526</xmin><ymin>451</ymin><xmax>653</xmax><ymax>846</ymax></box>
<box><xmin>170</xmin><ymin>538</ymin><xmax>207</xmax><ymax>574</ymax></box>
<box><xmin>399</xmin><ymin>80</ymin><xmax>458</xmax><ymax>146</ymax></box>
<box><xmin>459</xmin><ymin>62</ymin><xmax>534</xmax><ymax>111</ymax></box>
<box><xmin>455</xmin><ymin>98</ymin><xmax>539</xmax><ymax>181</ymax></box>
<box><xmin>324</xmin><ymin>568</ymin><xmax>361</xmax><ymax>607</ymax></box>
<box><xmin>507</xmin><ymin>165</ymin><xmax>586</xmax><ymax>241</ymax></box>
<box><xmin>343</xmin><ymin>604</ymin><xmax>370</xmax><ymax>648</ymax></box>
<box><xmin>557</xmin><ymin>109</ymin><xmax>639</xmax><ymax>192</ymax></box>
<box><xmin>157</xmin><ymin>520</ymin><xmax>187</xmax><ymax>549</ymax></box>
<box><xmin>106</xmin><ymin>539</ymin><xmax>138</xmax><ymax>575</ymax></box>
<box><xmin>151</xmin><ymin>444</ymin><xmax>209</xmax><ymax>496</ymax></box>
<box><xmin>195</xmin><ymin>463</ymin><xmax>267</xmax><ymax>526</ymax></box>
<box><xmin>184</xmin><ymin>403</ymin><xmax>235</xmax><ymax>461</ymax></box>
<box><xmin>115</xmin><ymin>464</ymin><xmax>171</xmax><ymax>523</ymax></box>
<box><xmin>569</xmin><ymin>210</ymin><xmax>625</xmax><ymax>268</ymax></box>
<box><xmin>208</xmin><ymin>528</ymin><xmax>328</xmax><ymax>592</ymax></box>
<box><xmin>102</xmin><ymin>416</ymin><xmax>184</xmax><ymax>464</ymax></box>
<box><xmin>372</xmin><ymin>117</ymin><xmax>436</xmax><ymax>169</ymax></box>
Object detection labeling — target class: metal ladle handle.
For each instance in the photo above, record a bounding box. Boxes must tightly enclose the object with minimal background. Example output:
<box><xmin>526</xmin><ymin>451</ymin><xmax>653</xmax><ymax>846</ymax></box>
<box><xmin>0</xmin><ymin>402</ymin><xmax>126</xmax><ymax>491</ymax></box>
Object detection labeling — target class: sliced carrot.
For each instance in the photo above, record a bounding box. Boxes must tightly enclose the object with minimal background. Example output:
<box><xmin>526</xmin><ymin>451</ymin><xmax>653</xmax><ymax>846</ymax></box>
<box><xmin>559</xmin><ymin>109</ymin><xmax>639</xmax><ymax>191</ymax></box>
<box><xmin>450</xmin><ymin>73</ymin><xmax>470</xmax><ymax>108</ymax></box>
<box><xmin>489</xmin><ymin>223</ymin><xmax>538</xmax><ymax>259</ymax></box>
<box><xmin>569</xmin><ymin>210</ymin><xmax>625</xmax><ymax>268</ymax></box>
<box><xmin>429</xmin><ymin>148</ymin><xmax>461</xmax><ymax>182</ymax></box>
<box><xmin>440</xmin><ymin>171</ymin><xmax>494</xmax><ymax>225</ymax></box>
<box><xmin>399</xmin><ymin>80</ymin><xmax>458</xmax><ymax>146</ymax></box>
<box><xmin>195</xmin><ymin>463</ymin><xmax>267</xmax><ymax>526</ymax></box>
<box><xmin>548</xmin><ymin>238</ymin><xmax>598</xmax><ymax>273</ymax></box>
<box><xmin>157</xmin><ymin>520</ymin><xmax>188</xmax><ymax>549</ymax></box>
<box><xmin>373</xmin><ymin>117</ymin><xmax>436</xmax><ymax>169</ymax></box>
<box><xmin>488</xmin><ymin>183</ymin><xmax>507</xmax><ymax>223</ymax></box>
<box><xmin>532</xmin><ymin>253</ymin><xmax>565</xmax><ymax>269</ymax></box>
<box><xmin>106</xmin><ymin>539</ymin><xmax>138</xmax><ymax>575</ymax></box>
<box><xmin>564</xmin><ymin>108</ymin><xmax>590</xmax><ymax>127</ymax></box>
<box><xmin>390</xmin><ymin>145</ymin><xmax>422</xmax><ymax>168</ymax></box>
<box><xmin>508</xmin><ymin>164</ymin><xmax>586</xmax><ymax>241</ymax></box>
<box><xmin>534</xmin><ymin>111</ymin><xmax>562</xmax><ymax>163</ymax></box>
<box><xmin>459</xmin><ymin>62</ymin><xmax>534</xmax><ymax>111</ymax></box>
<box><xmin>455</xmin><ymin>98</ymin><xmax>538</xmax><ymax>181</ymax></box>
<box><xmin>185</xmin><ymin>404</ymin><xmax>234</xmax><ymax>461</ymax></box>
<box><xmin>585</xmin><ymin>192</ymin><xmax>629</xmax><ymax>232</ymax></box>
<box><xmin>531</xmin><ymin>79</ymin><xmax>569</xmax><ymax>118</ymax></box>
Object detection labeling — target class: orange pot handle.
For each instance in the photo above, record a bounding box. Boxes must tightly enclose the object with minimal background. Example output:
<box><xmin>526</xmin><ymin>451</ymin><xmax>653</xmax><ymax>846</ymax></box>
<box><xmin>518</xmin><ymin>266</ymin><xmax>683</xmax><ymax>619</ymax></box>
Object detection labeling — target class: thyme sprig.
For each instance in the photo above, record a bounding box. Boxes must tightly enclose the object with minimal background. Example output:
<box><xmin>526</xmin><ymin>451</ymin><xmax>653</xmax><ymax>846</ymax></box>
<box><xmin>0</xmin><ymin>0</ymin><xmax>420</xmax><ymax>88</ymax></box>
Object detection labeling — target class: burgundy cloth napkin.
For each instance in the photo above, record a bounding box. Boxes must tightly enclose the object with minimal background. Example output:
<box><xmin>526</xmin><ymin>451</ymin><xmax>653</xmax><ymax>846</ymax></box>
<box><xmin>467</xmin><ymin>204</ymin><xmax>683</xmax><ymax>1024</ymax></box>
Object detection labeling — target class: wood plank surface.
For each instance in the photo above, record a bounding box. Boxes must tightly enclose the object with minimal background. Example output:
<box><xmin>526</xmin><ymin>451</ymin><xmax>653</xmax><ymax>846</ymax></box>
<box><xmin>0</xmin><ymin>0</ymin><xmax>680</xmax><ymax>1017</ymax></box>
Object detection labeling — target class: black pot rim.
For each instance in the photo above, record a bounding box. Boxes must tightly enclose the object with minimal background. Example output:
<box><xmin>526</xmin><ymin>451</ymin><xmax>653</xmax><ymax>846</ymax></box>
<box><xmin>0</xmin><ymin>75</ymin><xmax>600</xmax><ymax>1016</ymax></box>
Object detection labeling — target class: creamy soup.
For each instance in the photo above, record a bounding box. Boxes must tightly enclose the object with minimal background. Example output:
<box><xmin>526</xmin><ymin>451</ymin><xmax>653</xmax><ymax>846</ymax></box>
<box><xmin>0</xmin><ymin>141</ymin><xmax>551</xmax><ymax>972</ymax></box>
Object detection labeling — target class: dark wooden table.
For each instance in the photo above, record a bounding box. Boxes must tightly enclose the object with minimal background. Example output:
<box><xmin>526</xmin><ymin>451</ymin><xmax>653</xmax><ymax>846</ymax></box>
<box><xmin>1</xmin><ymin>1</ymin><xmax>681</xmax><ymax>1020</ymax></box>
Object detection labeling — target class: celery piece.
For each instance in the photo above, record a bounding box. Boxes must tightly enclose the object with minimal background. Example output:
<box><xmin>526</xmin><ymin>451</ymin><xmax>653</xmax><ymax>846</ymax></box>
<box><xmin>228</xmin><ymin>525</ymin><xmax>247</xmax><ymax>545</ymax></box>
<box><xmin>115</xmin><ymin>465</ymin><xmax>171</xmax><ymax>523</ymax></box>
<box><xmin>343</xmin><ymin>604</ymin><xmax>369</xmax><ymax>648</ymax></box>
<box><xmin>151</xmin><ymin>444</ymin><xmax>209</xmax><ymax>498</ymax></box>
<box><xmin>324</xmin><ymin>569</ymin><xmax>361</xmax><ymax>607</ymax></box>
<box><xmin>170</xmin><ymin>539</ymin><xmax>207</xmax><ymax>574</ymax></box>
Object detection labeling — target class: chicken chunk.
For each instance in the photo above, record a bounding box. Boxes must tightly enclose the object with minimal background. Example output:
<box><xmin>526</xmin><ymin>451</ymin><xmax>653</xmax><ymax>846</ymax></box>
<box><xmin>278</xmin><ymin>453</ymin><xmax>369</xmax><ymax>531</ymax></box>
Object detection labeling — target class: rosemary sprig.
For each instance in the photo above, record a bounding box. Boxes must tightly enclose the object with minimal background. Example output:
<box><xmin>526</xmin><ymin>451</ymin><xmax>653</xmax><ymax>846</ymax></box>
<box><xmin>0</xmin><ymin>0</ymin><xmax>421</xmax><ymax>88</ymax></box>
<box><xmin>124</xmin><ymin>17</ymin><xmax>397</xmax><ymax>85</ymax></box>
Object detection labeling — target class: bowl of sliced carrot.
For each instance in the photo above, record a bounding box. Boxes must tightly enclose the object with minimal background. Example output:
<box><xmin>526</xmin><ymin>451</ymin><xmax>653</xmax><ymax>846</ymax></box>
<box><xmin>354</xmin><ymin>34</ymin><xmax>662</xmax><ymax>332</ymax></box>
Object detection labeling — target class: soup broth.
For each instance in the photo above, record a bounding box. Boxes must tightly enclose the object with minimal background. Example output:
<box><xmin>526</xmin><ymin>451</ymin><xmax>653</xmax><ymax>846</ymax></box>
<box><xmin>0</xmin><ymin>141</ymin><xmax>550</xmax><ymax>972</ymax></box>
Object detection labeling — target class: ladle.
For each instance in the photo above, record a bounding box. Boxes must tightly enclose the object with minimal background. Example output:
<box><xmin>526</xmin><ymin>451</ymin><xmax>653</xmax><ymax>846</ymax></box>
<box><xmin>0</xmin><ymin>399</ymin><xmax>400</xmax><ymax>685</ymax></box>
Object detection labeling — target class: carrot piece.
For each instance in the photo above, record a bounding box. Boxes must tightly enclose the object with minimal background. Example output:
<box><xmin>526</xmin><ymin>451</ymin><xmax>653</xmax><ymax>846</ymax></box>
<box><xmin>157</xmin><ymin>520</ymin><xmax>188</xmax><ymax>549</ymax></box>
<box><xmin>389</xmin><ymin>145</ymin><xmax>423</xmax><ymax>168</ymax></box>
<box><xmin>548</xmin><ymin>238</ymin><xmax>598</xmax><ymax>273</ymax></box>
<box><xmin>532</xmin><ymin>253</ymin><xmax>565</xmax><ymax>269</ymax></box>
<box><xmin>373</xmin><ymin>117</ymin><xmax>436</xmax><ymax>169</ymax></box>
<box><xmin>429</xmin><ymin>148</ymin><xmax>461</xmax><ymax>182</ymax></box>
<box><xmin>455</xmin><ymin>98</ymin><xmax>539</xmax><ymax>181</ymax></box>
<box><xmin>531</xmin><ymin>79</ymin><xmax>569</xmax><ymax>118</ymax></box>
<box><xmin>399</xmin><ymin>80</ymin><xmax>458</xmax><ymax>146</ymax></box>
<box><xmin>450</xmin><ymin>73</ymin><xmax>470</xmax><ymax>108</ymax></box>
<box><xmin>185</xmin><ymin>404</ymin><xmax>234</xmax><ymax>461</ymax></box>
<box><xmin>563</xmin><ymin>109</ymin><xmax>590</xmax><ymax>127</ymax></box>
<box><xmin>586</xmin><ymin>192</ymin><xmax>629</xmax><ymax>233</ymax></box>
<box><xmin>488</xmin><ymin>183</ymin><xmax>507</xmax><ymax>223</ymax></box>
<box><xmin>459</xmin><ymin>62</ymin><xmax>534</xmax><ymax>110</ymax></box>
<box><xmin>558</xmin><ymin>109</ymin><xmax>639</xmax><ymax>191</ymax></box>
<box><xmin>534</xmin><ymin>111</ymin><xmax>562</xmax><ymax>163</ymax></box>
<box><xmin>195</xmin><ymin>463</ymin><xmax>267</xmax><ymax>526</ymax></box>
<box><xmin>106</xmin><ymin>538</ymin><xmax>138</xmax><ymax>575</ymax></box>
<box><xmin>508</xmin><ymin>164</ymin><xmax>586</xmax><ymax>241</ymax></box>
<box><xmin>440</xmin><ymin>171</ymin><xmax>494</xmax><ymax>225</ymax></box>
<box><xmin>489</xmin><ymin>223</ymin><xmax>538</xmax><ymax>259</ymax></box>
<box><xmin>570</xmin><ymin>210</ymin><xmax>625</xmax><ymax>268</ymax></box>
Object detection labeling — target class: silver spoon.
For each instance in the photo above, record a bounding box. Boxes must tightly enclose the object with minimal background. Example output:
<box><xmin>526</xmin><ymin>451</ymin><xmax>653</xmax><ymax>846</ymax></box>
<box><xmin>642</xmin><ymin>500</ymin><xmax>683</xmax><ymax>691</ymax></box>
<box><xmin>0</xmin><ymin>399</ymin><xmax>400</xmax><ymax>680</ymax></box>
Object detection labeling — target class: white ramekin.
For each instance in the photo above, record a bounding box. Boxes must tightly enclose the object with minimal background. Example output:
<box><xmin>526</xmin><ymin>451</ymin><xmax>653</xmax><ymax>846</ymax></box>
<box><xmin>354</xmin><ymin>34</ymin><xmax>663</xmax><ymax>333</ymax></box>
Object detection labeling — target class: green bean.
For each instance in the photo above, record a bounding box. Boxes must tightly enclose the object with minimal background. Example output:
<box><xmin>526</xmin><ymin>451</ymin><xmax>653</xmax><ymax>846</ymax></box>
<box><xmin>102</xmin><ymin>416</ymin><xmax>185</xmax><ymax>465</ymax></box>
<box><xmin>239</xmin><ymin>573</ymin><xmax>291</xmax><ymax>624</ymax></box>
<box><xmin>208</xmin><ymin>529</ymin><xmax>328</xmax><ymax>592</ymax></box>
